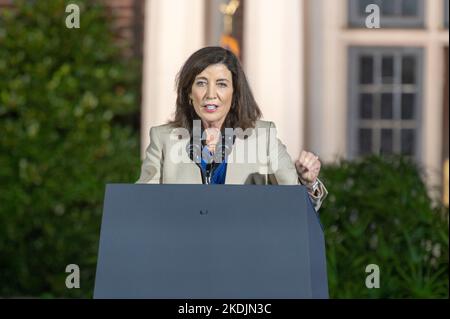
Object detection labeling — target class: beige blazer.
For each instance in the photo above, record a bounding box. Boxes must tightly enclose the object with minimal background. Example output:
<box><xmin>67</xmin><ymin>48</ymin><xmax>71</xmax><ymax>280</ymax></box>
<box><xmin>137</xmin><ymin>120</ymin><xmax>328</xmax><ymax>211</ymax></box>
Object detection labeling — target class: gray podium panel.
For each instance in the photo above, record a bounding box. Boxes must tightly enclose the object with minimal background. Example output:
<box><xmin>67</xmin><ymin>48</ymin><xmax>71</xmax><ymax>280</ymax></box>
<box><xmin>94</xmin><ymin>184</ymin><xmax>328</xmax><ymax>299</ymax></box>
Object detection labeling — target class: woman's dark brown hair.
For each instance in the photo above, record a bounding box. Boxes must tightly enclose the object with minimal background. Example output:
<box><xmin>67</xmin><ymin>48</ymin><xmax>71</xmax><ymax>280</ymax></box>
<box><xmin>168</xmin><ymin>46</ymin><xmax>262</xmax><ymax>132</ymax></box>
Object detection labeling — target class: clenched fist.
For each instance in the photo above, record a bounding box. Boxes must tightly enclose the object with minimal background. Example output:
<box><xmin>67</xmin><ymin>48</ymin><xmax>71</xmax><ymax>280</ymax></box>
<box><xmin>295</xmin><ymin>150</ymin><xmax>321</xmax><ymax>186</ymax></box>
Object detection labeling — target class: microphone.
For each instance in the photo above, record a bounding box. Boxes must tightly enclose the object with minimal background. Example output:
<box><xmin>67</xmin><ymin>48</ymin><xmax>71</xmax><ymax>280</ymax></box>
<box><xmin>185</xmin><ymin>130</ymin><xmax>236</xmax><ymax>184</ymax></box>
<box><xmin>185</xmin><ymin>142</ymin><xmax>202</xmax><ymax>164</ymax></box>
<box><xmin>186</xmin><ymin>142</ymin><xmax>210</xmax><ymax>184</ymax></box>
<box><xmin>213</xmin><ymin>134</ymin><xmax>234</xmax><ymax>163</ymax></box>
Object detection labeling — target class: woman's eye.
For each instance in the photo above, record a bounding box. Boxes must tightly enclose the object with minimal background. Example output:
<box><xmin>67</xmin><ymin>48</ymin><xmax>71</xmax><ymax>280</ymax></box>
<box><xmin>196</xmin><ymin>81</ymin><xmax>207</xmax><ymax>86</ymax></box>
<box><xmin>217</xmin><ymin>82</ymin><xmax>227</xmax><ymax>88</ymax></box>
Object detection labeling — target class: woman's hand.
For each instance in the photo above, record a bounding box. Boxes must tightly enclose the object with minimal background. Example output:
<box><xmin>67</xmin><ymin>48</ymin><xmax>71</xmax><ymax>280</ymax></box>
<box><xmin>295</xmin><ymin>150</ymin><xmax>321</xmax><ymax>186</ymax></box>
<box><xmin>205</xmin><ymin>128</ymin><xmax>220</xmax><ymax>153</ymax></box>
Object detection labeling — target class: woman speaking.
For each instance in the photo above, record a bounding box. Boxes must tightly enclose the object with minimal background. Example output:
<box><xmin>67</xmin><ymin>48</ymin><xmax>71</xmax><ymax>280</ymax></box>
<box><xmin>137</xmin><ymin>46</ymin><xmax>328</xmax><ymax>211</ymax></box>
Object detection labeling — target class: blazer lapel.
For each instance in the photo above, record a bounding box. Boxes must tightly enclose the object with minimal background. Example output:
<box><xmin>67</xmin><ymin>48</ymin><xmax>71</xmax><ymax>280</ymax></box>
<box><xmin>175</xmin><ymin>136</ymin><xmax>203</xmax><ymax>184</ymax></box>
<box><xmin>224</xmin><ymin>138</ymin><xmax>241</xmax><ymax>185</ymax></box>
<box><xmin>225</xmin><ymin>132</ymin><xmax>256</xmax><ymax>185</ymax></box>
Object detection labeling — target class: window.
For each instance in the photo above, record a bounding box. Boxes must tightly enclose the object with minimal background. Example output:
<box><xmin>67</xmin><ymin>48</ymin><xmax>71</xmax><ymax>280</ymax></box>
<box><xmin>348</xmin><ymin>47</ymin><xmax>423</xmax><ymax>159</ymax></box>
<box><xmin>445</xmin><ymin>0</ymin><xmax>449</xmax><ymax>28</ymax></box>
<box><xmin>348</xmin><ymin>0</ymin><xmax>425</xmax><ymax>28</ymax></box>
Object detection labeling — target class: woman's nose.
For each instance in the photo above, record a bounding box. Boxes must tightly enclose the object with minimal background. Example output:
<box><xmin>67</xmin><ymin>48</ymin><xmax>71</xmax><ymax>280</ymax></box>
<box><xmin>206</xmin><ymin>84</ymin><xmax>217</xmax><ymax>99</ymax></box>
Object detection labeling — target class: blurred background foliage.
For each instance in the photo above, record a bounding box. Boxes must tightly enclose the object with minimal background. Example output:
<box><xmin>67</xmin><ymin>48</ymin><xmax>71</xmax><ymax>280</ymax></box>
<box><xmin>0</xmin><ymin>0</ymin><xmax>141</xmax><ymax>298</ymax></box>
<box><xmin>320</xmin><ymin>155</ymin><xmax>449</xmax><ymax>298</ymax></box>
<box><xmin>0</xmin><ymin>0</ymin><xmax>448</xmax><ymax>299</ymax></box>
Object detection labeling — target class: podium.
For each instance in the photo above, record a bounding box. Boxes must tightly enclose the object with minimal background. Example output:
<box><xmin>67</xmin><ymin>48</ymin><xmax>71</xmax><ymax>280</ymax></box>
<box><xmin>94</xmin><ymin>184</ymin><xmax>328</xmax><ymax>298</ymax></box>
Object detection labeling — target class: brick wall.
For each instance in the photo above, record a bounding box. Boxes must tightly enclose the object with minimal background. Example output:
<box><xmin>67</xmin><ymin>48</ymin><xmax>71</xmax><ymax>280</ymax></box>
<box><xmin>0</xmin><ymin>0</ymin><xmax>12</xmax><ymax>10</ymax></box>
<box><xmin>101</xmin><ymin>0</ymin><xmax>145</xmax><ymax>59</ymax></box>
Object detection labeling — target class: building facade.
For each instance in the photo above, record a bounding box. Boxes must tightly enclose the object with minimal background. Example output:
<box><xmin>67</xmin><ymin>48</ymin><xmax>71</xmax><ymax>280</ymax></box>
<box><xmin>1</xmin><ymin>0</ymin><xmax>447</xmax><ymax>201</ymax></box>
<box><xmin>141</xmin><ymin>0</ymin><xmax>449</xmax><ymax>201</ymax></box>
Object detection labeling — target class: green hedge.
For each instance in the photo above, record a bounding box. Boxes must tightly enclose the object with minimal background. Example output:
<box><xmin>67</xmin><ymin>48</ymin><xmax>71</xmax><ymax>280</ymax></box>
<box><xmin>0</xmin><ymin>0</ymin><xmax>140</xmax><ymax>298</ymax></box>
<box><xmin>320</xmin><ymin>155</ymin><xmax>449</xmax><ymax>298</ymax></box>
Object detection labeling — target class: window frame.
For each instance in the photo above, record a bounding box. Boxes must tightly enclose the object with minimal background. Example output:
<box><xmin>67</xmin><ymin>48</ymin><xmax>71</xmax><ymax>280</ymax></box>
<box><xmin>347</xmin><ymin>46</ymin><xmax>424</xmax><ymax>160</ymax></box>
<box><xmin>444</xmin><ymin>0</ymin><xmax>449</xmax><ymax>28</ymax></box>
<box><xmin>348</xmin><ymin>0</ymin><xmax>426</xmax><ymax>29</ymax></box>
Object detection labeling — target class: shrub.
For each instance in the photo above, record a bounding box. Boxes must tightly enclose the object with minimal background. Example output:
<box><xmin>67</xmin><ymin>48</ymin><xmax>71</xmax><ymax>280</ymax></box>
<box><xmin>0</xmin><ymin>0</ymin><xmax>140</xmax><ymax>298</ymax></box>
<box><xmin>320</xmin><ymin>155</ymin><xmax>449</xmax><ymax>298</ymax></box>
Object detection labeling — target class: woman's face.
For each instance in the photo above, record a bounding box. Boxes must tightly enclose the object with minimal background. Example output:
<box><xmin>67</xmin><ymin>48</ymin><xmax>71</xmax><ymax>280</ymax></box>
<box><xmin>189</xmin><ymin>63</ymin><xmax>233</xmax><ymax>129</ymax></box>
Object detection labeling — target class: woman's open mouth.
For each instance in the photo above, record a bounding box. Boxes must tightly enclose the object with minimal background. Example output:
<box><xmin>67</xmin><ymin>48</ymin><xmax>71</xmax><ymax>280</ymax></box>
<box><xmin>203</xmin><ymin>104</ymin><xmax>219</xmax><ymax>113</ymax></box>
